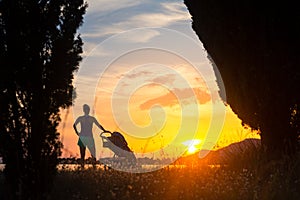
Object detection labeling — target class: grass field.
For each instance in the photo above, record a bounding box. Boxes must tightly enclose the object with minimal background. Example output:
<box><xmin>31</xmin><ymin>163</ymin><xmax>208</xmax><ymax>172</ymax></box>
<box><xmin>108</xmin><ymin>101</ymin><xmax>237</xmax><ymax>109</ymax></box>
<box><xmin>1</xmin><ymin>150</ymin><xmax>299</xmax><ymax>199</ymax></box>
<box><xmin>47</xmin><ymin>157</ymin><xmax>299</xmax><ymax>200</ymax></box>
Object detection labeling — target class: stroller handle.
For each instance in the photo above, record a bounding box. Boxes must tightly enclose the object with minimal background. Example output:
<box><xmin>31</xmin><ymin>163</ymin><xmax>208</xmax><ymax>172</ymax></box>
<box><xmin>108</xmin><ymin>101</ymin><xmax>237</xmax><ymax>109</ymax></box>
<box><xmin>100</xmin><ymin>130</ymin><xmax>112</xmax><ymax>137</ymax></box>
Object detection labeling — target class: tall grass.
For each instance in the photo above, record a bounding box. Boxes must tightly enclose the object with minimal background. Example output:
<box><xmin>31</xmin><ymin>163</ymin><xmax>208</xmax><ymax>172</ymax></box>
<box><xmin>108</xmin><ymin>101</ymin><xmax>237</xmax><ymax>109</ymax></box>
<box><xmin>43</xmin><ymin>151</ymin><xmax>300</xmax><ymax>200</ymax></box>
<box><xmin>253</xmin><ymin>152</ymin><xmax>300</xmax><ymax>200</ymax></box>
<box><xmin>1</xmin><ymin>155</ymin><xmax>299</xmax><ymax>200</ymax></box>
<box><xmin>218</xmin><ymin>136</ymin><xmax>300</xmax><ymax>199</ymax></box>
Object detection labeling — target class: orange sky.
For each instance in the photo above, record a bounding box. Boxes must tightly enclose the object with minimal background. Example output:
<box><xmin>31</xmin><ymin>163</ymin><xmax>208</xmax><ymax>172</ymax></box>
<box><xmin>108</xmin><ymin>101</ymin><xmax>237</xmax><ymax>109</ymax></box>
<box><xmin>58</xmin><ymin>52</ymin><xmax>260</xmax><ymax>159</ymax></box>
<box><xmin>58</xmin><ymin>102</ymin><xmax>260</xmax><ymax>159</ymax></box>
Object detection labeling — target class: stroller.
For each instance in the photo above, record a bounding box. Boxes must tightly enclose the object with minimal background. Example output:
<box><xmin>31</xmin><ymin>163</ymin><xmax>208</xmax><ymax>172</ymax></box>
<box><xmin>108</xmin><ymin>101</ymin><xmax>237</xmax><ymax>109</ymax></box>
<box><xmin>100</xmin><ymin>131</ymin><xmax>137</xmax><ymax>166</ymax></box>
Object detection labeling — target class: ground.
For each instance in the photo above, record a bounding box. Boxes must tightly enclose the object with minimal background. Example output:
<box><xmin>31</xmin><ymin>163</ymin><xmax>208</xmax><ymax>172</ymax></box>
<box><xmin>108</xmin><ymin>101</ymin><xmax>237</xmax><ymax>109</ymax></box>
<box><xmin>47</xmin><ymin>161</ymin><xmax>299</xmax><ymax>200</ymax></box>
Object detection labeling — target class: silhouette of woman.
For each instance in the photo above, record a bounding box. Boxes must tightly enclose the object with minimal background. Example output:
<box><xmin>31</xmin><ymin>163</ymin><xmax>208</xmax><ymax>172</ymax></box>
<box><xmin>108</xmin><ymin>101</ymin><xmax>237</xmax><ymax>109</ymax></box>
<box><xmin>73</xmin><ymin>104</ymin><xmax>106</xmax><ymax>167</ymax></box>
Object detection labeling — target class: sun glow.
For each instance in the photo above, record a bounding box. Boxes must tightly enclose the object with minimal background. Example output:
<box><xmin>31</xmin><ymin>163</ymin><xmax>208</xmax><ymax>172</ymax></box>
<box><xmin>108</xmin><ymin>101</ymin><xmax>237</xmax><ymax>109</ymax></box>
<box><xmin>187</xmin><ymin>145</ymin><xmax>198</xmax><ymax>154</ymax></box>
<box><xmin>182</xmin><ymin>139</ymin><xmax>202</xmax><ymax>155</ymax></box>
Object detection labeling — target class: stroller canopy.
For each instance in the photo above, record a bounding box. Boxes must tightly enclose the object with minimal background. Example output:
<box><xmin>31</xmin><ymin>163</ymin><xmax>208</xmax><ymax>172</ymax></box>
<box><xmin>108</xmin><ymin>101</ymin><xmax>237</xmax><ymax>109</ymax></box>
<box><xmin>107</xmin><ymin>132</ymin><xmax>130</xmax><ymax>152</ymax></box>
<box><xmin>100</xmin><ymin>130</ymin><xmax>137</xmax><ymax>165</ymax></box>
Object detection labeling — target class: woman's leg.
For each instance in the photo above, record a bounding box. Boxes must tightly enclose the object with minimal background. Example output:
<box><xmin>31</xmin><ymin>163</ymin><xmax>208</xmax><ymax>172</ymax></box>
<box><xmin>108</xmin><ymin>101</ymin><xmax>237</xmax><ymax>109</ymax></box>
<box><xmin>88</xmin><ymin>141</ymin><xmax>97</xmax><ymax>168</ymax></box>
<box><xmin>79</xmin><ymin>146</ymin><xmax>86</xmax><ymax>167</ymax></box>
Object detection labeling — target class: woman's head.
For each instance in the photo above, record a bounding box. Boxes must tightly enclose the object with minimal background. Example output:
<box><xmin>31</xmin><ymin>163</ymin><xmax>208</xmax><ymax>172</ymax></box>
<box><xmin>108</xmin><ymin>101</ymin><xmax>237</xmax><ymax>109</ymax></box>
<box><xmin>83</xmin><ymin>104</ymin><xmax>90</xmax><ymax>115</ymax></box>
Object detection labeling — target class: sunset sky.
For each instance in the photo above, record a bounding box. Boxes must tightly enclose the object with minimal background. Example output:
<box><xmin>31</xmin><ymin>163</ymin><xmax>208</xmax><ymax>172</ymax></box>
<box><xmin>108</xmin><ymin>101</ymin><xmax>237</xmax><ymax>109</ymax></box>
<box><xmin>58</xmin><ymin>0</ymin><xmax>260</xmax><ymax>159</ymax></box>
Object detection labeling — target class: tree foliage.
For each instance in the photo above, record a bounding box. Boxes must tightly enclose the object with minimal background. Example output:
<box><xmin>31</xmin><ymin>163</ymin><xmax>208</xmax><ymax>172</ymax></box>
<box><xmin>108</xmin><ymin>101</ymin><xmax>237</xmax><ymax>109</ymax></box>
<box><xmin>184</xmin><ymin>0</ymin><xmax>300</xmax><ymax>155</ymax></box>
<box><xmin>0</xmin><ymin>0</ymin><xmax>87</xmax><ymax>199</ymax></box>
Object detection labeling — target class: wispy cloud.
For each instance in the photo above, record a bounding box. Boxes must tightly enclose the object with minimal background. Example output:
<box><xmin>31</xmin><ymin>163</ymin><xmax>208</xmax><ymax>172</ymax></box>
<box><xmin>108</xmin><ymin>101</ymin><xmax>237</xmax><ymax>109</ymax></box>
<box><xmin>82</xmin><ymin>41</ymin><xmax>112</xmax><ymax>57</ymax></box>
<box><xmin>116</xmin><ymin>2</ymin><xmax>191</xmax><ymax>28</ymax></box>
<box><xmin>122</xmin><ymin>12</ymin><xmax>190</xmax><ymax>28</ymax></box>
<box><xmin>116</xmin><ymin>29</ymin><xmax>161</xmax><ymax>43</ymax></box>
<box><xmin>85</xmin><ymin>0</ymin><xmax>143</xmax><ymax>15</ymax></box>
<box><xmin>81</xmin><ymin>27</ymin><xmax>124</xmax><ymax>39</ymax></box>
<box><xmin>140</xmin><ymin>87</ymin><xmax>211</xmax><ymax>110</ymax></box>
<box><xmin>152</xmin><ymin>74</ymin><xmax>177</xmax><ymax>85</ymax></box>
<box><xmin>118</xmin><ymin>70</ymin><xmax>153</xmax><ymax>79</ymax></box>
<box><xmin>161</xmin><ymin>2</ymin><xmax>189</xmax><ymax>14</ymax></box>
<box><xmin>81</xmin><ymin>0</ymin><xmax>192</xmax><ymax>43</ymax></box>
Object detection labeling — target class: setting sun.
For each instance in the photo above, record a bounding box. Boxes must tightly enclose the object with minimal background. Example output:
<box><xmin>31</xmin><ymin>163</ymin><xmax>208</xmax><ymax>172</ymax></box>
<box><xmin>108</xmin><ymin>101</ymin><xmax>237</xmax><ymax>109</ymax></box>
<box><xmin>187</xmin><ymin>145</ymin><xmax>198</xmax><ymax>154</ymax></box>
<box><xmin>182</xmin><ymin>139</ymin><xmax>202</xmax><ymax>155</ymax></box>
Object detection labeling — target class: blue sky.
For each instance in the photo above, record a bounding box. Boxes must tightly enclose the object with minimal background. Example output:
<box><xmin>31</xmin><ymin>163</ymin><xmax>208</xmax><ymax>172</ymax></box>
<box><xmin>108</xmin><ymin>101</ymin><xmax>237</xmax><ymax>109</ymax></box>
<box><xmin>79</xmin><ymin>0</ymin><xmax>199</xmax><ymax>55</ymax></box>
